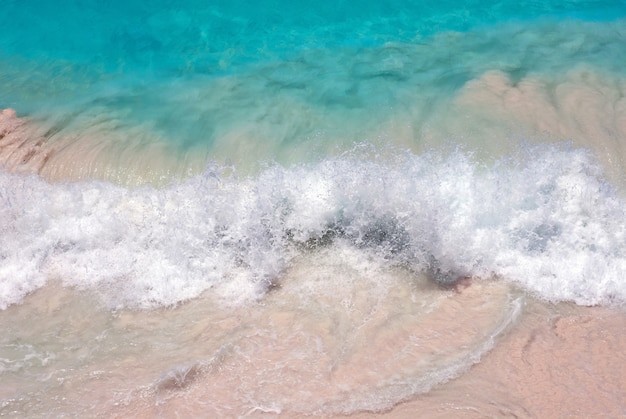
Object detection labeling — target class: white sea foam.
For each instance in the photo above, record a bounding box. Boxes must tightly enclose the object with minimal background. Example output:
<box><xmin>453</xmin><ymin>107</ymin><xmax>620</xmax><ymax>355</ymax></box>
<box><xmin>1</xmin><ymin>143</ymin><xmax>624</xmax><ymax>310</ymax></box>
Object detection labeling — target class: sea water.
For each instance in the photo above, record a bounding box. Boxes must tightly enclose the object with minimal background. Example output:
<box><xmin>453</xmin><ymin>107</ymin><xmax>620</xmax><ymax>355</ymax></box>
<box><xmin>1</xmin><ymin>1</ymin><xmax>626</xmax><ymax>417</ymax></box>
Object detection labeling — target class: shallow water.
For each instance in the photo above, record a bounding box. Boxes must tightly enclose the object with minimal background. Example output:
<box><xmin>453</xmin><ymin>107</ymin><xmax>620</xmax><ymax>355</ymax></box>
<box><xmin>1</xmin><ymin>0</ymin><xmax>626</xmax><ymax>417</ymax></box>
<box><xmin>2</xmin><ymin>5</ymin><xmax>626</xmax><ymax>182</ymax></box>
<box><xmin>1</xmin><ymin>247</ymin><xmax>523</xmax><ymax>416</ymax></box>
<box><xmin>350</xmin><ymin>302</ymin><xmax>626</xmax><ymax>419</ymax></box>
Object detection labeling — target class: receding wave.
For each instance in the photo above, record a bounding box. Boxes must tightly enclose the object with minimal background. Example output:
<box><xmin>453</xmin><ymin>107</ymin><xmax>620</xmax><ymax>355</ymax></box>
<box><xmin>0</xmin><ymin>248</ymin><xmax>522</xmax><ymax>417</ymax></box>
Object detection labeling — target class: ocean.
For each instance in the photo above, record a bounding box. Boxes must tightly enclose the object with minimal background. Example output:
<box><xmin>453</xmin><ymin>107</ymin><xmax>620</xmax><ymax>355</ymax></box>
<box><xmin>1</xmin><ymin>1</ymin><xmax>626</xmax><ymax>417</ymax></box>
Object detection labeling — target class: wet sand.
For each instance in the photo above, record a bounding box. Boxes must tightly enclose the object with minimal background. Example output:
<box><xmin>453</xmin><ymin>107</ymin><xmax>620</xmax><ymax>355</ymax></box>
<box><xmin>93</xmin><ymin>299</ymin><xmax>626</xmax><ymax>418</ymax></box>
<box><xmin>349</xmin><ymin>303</ymin><xmax>626</xmax><ymax>419</ymax></box>
<box><xmin>97</xmin><ymin>286</ymin><xmax>626</xmax><ymax>418</ymax></box>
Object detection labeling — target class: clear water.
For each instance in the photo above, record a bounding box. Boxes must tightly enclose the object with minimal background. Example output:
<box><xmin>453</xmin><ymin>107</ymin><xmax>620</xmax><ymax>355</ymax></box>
<box><xmin>1</xmin><ymin>1</ymin><xmax>626</xmax><ymax>416</ymax></box>
<box><xmin>2</xmin><ymin>1</ymin><xmax>626</xmax><ymax>166</ymax></box>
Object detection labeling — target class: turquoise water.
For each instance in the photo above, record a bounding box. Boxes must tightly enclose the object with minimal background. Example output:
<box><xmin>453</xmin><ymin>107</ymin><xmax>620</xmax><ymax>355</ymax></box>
<box><xmin>2</xmin><ymin>1</ymin><xmax>626</xmax><ymax>164</ymax></box>
<box><xmin>1</xmin><ymin>1</ymin><xmax>626</xmax><ymax>416</ymax></box>
<box><xmin>4</xmin><ymin>0</ymin><xmax>622</xmax><ymax>74</ymax></box>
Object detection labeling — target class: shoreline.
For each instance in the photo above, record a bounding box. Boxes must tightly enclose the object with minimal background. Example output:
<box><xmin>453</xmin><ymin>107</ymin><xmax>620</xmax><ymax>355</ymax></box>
<box><xmin>346</xmin><ymin>302</ymin><xmax>626</xmax><ymax>419</ymax></box>
<box><xmin>2</xmin><ymin>107</ymin><xmax>626</xmax><ymax>417</ymax></box>
<box><xmin>95</xmin><ymin>287</ymin><xmax>626</xmax><ymax>418</ymax></box>
<box><xmin>1</xmin><ymin>268</ymin><xmax>624</xmax><ymax>417</ymax></box>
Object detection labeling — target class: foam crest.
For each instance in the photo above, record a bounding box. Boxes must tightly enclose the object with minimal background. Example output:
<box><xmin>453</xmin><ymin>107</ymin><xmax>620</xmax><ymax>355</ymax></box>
<box><xmin>1</xmin><ymin>143</ymin><xmax>625</xmax><ymax>310</ymax></box>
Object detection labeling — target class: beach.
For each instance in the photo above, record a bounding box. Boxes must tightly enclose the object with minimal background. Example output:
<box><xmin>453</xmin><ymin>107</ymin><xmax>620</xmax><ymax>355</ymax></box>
<box><xmin>356</xmin><ymin>303</ymin><xmax>626</xmax><ymax>419</ymax></box>
<box><xmin>7</xmin><ymin>281</ymin><xmax>616</xmax><ymax>418</ymax></box>
<box><xmin>2</xmin><ymin>1</ymin><xmax>626</xmax><ymax>417</ymax></box>
<box><xmin>1</xmin><ymin>231</ymin><xmax>624</xmax><ymax>417</ymax></box>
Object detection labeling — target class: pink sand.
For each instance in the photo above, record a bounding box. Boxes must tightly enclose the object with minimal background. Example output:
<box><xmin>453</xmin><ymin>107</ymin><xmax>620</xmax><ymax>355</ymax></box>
<box><xmin>349</xmin><ymin>304</ymin><xmax>626</xmax><ymax>419</ymax></box>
